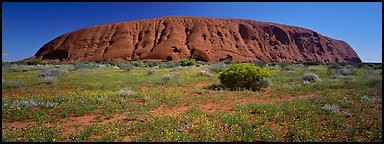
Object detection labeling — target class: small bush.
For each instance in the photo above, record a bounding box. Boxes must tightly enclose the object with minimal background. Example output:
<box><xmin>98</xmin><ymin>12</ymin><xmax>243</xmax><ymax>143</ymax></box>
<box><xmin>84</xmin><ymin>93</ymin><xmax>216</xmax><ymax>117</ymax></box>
<box><xmin>223</xmin><ymin>59</ymin><xmax>235</xmax><ymax>64</ymax></box>
<box><xmin>117</xmin><ymin>63</ymin><xmax>135</xmax><ymax>72</ymax></box>
<box><xmin>198</xmin><ymin>70</ymin><xmax>212</xmax><ymax>77</ymax></box>
<box><xmin>335</xmin><ymin>68</ymin><xmax>357</xmax><ymax>76</ymax></box>
<box><xmin>130</xmin><ymin>61</ymin><xmax>144</xmax><ymax>67</ymax></box>
<box><xmin>302</xmin><ymin>72</ymin><xmax>321</xmax><ymax>83</ymax></box>
<box><xmin>360</xmin><ymin>95</ymin><xmax>377</xmax><ymax>103</ymax></box>
<box><xmin>105</xmin><ymin>61</ymin><xmax>120</xmax><ymax>66</ymax></box>
<box><xmin>288</xmin><ymin>77</ymin><xmax>302</xmax><ymax>83</ymax></box>
<box><xmin>180</xmin><ymin>59</ymin><xmax>196</xmax><ymax>66</ymax></box>
<box><xmin>303</xmin><ymin>61</ymin><xmax>320</xmax><ymax>65</ymax></box>
<box><xmin>10</xmin><ymin>98</ymin><xmax>56</xmax><ymax>110</ymax></box>
<box><xmin>169</xmin><ymin>68</ymin><xmax>178</xmax><ymax>72</ymax></box>
<box><xmin>208</xmin><ymin>62</ymin><xmax>228</xmax><ymax>73</ymax></box>
<box><xmin>295</xmin><ymin>64</ymin><xmax>305</xmax><ymax>67</ymax></box>
<box><xmin>27</xmin><ymin>60</ymin><xmax>46</xmax><ymax>65</ymax></box>
<box><xmin>72</xmin><ymin>61</ymin><xmax>102</xmax><ymax>69</ymax></box>
<box><xmin>338</xmin><ymin>97</ymin><xmax>353</xmax><ymax>107</ymax></box>
<box><xmin>282</xmin><ymin>66</ymin><xmax>294</xmax><ymax>71</ymax></box>
<box><xmin>11</xmin><ymin>98</ymin><xmax>40</xmax><ymax>110</ymax></box>
<box><xmin>43</xmin><ymin>101</ymin><xmax>56</xmax><ymax>109</ymax></box>
<box><xmin>10</xmin><ymin>64</ymin><xmax>30</xmax><ymax>72</ymax></box>
<box><xmin>116</xmin><ymin>88</ymin><xmax>135</xmax><ymax>97</ymax></box>
<box><xmin>372</xmin><ymin>64</ymin><xmax>382</xmax><ymax>69</ymax></box>
<box><xmin>338</xmin><ymin>61</ymin><xmax>348</xmax><ymax>66</ymax></box>
<box><xmin>143</xmin><ymin>61</ymin><xmax>160</xmax><ymax>67</ymax></box>
<box><xmin>354</xmin><ymin>63</ymin><xmax>368</xmax><ymax>68</ymax></box>
<box><xmin>256</xmin><ymin>77</ymin><xmax>273</xmax><ymax>88</ymax></box>
<box><xmin>97</xmin><ymin>96</ymin><xmax>108</xmax><ymax>103</ymax></box>
<box><xmin>373</xmin><ymin>69</ymin><xmax>382</xmax><ymax>74</ymax></box>
<box><xmin>2</xmin><ymin>62</ymin><xmax>12</xmax><ymax>72</ymax></box>
<box><xmin>343</xmin><ymin>111</ymin><xmax>352</xmax><ymax>117</ymax></box>
<box><xmin>147</xmin><ymin>69</ymin><xmax>156</xmax><ymax>75</ymax></box>
<box><xmin>252</xmin><ymin>61</ymin><xmax>267</xmax><ymax>67</ymax></box>
<box><xmin>278</xmin><ymin>62</ymin><xmax>290</xmax><ymax>69</ymax></box>
<box><xmin>320</xmin><ymin>104</ymin><xmax>339</xmax><ymax>113</ymax></box>
<box><xmin>72</xmin><ymin>61</ymin><xmax>89</xmax><ymax>69</ymax></box>
<box><xmin>160</xmin><ymin>62</ymin><xmax>180</xmax><ymax>68</ymax></box>
<box><xmin>218</xmin><ymin>63</ymin><xmax>272</xmax><ymax>91</ymax></box>
<box><xmin>161</xmin><ymin>74</ymin><xmax>173</xmax><ymax>81</ymax></box>
<box><xmin>4</xmin><ymin>80</ymin><xmax>25</xmax><ymax>88</ymax></box>
<box><xmin>327</xmin><ymin>63</ymin><xmax>343</xmax><ymax>70</ymax></box>
<box><xmin>309</xmin><ymin>67</ymin><xmax>318</xmax><ymax>71</ymax></box>
<box><xmin>37</xmin><ymin>69</ymin><xmax>69</xmax><ymax>77</ymax></box>
<box><xmin>42</xmin><ymin>76</ymin><xmax>58</xmax><ymax>84</ymax></box>
<box><xmin>342</xmin><ymin>75</ymin><xmax>354</xmax><ymax>81</ymax></box>
<box><xmin>265</xmin><ymin>65</ymin><xmax>279</xmax><ymax>70</ymax></box>
<box><xmin>364</xmin><ymin>76</ymin><xmax>381</xmax><ymax>86</ymax></box>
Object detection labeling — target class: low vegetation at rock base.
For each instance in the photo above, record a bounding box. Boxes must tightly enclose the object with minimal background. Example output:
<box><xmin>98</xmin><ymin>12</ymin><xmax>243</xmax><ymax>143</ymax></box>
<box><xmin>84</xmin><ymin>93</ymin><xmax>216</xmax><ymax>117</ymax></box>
<box><xmin>1</xmin><ymin>60</ymin><xmax>382</xmax><ymax>142</ymax></box>
<box><xmin>180</xmin><ymin>59</ymin><xmax>196</xmax><ymax>67</ymax></box>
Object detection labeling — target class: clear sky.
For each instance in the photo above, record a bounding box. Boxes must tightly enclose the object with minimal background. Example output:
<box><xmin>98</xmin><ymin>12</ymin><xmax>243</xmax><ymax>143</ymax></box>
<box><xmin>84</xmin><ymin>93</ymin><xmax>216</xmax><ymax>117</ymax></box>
<box><xmin>2</xmin><ymin>2</ymin><xmax>382</xmax><ymax>62</ymax></box>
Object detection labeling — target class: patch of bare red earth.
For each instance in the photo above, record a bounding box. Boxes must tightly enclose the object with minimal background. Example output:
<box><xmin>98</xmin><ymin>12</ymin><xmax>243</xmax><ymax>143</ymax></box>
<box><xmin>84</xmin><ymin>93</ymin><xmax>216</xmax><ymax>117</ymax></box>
<box><xmin>148</xmin><ymin>88</ymin><xmax>318</xmax><ymax>116</ymax></box>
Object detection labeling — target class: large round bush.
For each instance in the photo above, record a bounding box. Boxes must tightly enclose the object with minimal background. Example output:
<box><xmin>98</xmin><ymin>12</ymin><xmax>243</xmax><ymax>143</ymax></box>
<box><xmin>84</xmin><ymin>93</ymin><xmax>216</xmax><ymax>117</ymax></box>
<box><xmin>180</xmin><ymin>59</ymin><xmax>196</xmax><ymax>66</ymax></box>
<box><xmin>219</xmin><ymin>63</ymin><xmax>272</xmax><ymax>91</ymax></box>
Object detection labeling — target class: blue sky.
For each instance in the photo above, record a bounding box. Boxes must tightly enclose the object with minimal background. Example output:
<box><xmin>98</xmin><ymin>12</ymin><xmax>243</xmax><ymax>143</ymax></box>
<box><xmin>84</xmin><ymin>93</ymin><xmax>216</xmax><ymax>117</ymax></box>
<box><xmin>2</xmin><ymin>2</ymin><xmax>382</xmax><ymax>62</ymax></box>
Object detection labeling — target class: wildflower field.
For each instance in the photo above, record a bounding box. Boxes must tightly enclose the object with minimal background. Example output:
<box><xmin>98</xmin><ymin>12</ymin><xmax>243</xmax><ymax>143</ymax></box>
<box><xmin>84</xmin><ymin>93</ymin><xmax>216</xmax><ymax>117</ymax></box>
<box><xmin>1</xmin><ymin>61</ymin><xmax>382</xmax><ymax>142</ymax></box>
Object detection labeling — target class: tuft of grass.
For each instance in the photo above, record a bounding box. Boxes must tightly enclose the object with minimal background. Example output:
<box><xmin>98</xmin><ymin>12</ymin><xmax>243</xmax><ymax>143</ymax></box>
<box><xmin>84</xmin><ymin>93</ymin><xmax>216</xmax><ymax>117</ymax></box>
<box><xmin>320</xmin><ymin>104</ymin><xmax>339</xmax><ymax>113</ymax></box>
<box><xmin>4</xmin><ymin>79</ymin><xmax>25</xmax><ymax>88</ymax></box>
<box><xmin>208</xmin><ymin>62</ymin><xmax>227</xmax><ymax>73</ymax></box>
<box><xmin>302</xmin><ymin>72</ymin><xmax>321</xmax><ymax>83</ymax></box>
<box><xmin>198</xmin><ymin>70</ymin><xmax>212</xmax><ymax>77</ymax></box>
<box><xmin>116</xmin><ymin>88</ymin><xmax>135</xmax><ymax>97</ymax></box>
<box><xmin>147</xmin><ymin>69</ymin><xmax>156</xmax><ymax>75</ymax></box>
<box><xmin>161</xmin><ymin>74</ymin><xmax>174</xmax><ymax>81</ymax></box>
<box><xmin>37</xmin><ymin>68</ymin><xmax>69</xmax><ymax>77</ymax></box>
<box><xmin>42</xmin><ymin>76</ymin><xmax>58</xmax><ymax>84</ymax></box>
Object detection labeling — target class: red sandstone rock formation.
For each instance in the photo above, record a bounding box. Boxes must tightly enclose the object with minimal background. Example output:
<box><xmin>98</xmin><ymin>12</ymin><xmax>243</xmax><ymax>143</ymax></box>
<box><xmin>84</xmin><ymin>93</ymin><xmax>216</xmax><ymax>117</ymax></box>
<box><xmin>22</xmin><ymin>16</ymin><xmax>361</xmax><ymax>63</ymax></box>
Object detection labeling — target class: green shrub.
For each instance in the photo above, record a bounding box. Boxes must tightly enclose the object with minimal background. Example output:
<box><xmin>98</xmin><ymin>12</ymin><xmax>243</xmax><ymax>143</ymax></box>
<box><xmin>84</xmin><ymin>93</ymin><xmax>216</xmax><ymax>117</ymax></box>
<box><xmin>302</xmin><ymin>72</ymin><xmax>321</xmax><ymax>83</ymax></box>
<box><xmin>115</xmin><ymin>87</ymin><xmax>135</xmax><ymax>97</ymax></box>
<box><xmin>27</xmin><ymin>60</ymin><xmax>46</xmax><ymax>65</ymax></box>
<box><xmin>373</xmin><ymin>64</ymin><xmax>382</xmax><ymax>69</ymax></box>
<box><xmin>143</xmin><ymin>61</ymin><xmax>160</xmax><ymax>67</ymax></box>
<box><xmin>303</xmin><ymin>61</ymin><xmax>320</xmax><ymax>65</ymax></box>
<box><xmin>180</xmin><ymin>59</ymin><xmax>196</xmax><ymax>66</ymax></box>
<box><xmin>338</xmin><ymin>61</ymin><xmax>348</xmax><ymax>66</ymax></box>
<box><xmin>198</xmin><ymin>70</ymin><xmax>212</xmax><ymax>77</ymax></box>
<box><xmin>4</xmin><ymin>79</ymin><xmax>25</xmax><ymax>88</ymax></box>
<box><xmin>130</xmin><ymin>61</ymin><xmax>144</xmax><ymax>67</ymax></box>
<box><xmin>160</xmin><ymin>61</ymin><xmax>180</xmax><ymax>68</ymax></box>
<box><xmin>218</xmin><ymin>63</ymin><xmax>272</xmax><ymax>91</ymax></box>
<box><xmin>71</xmin><ymin>61</ymin><xmax>101</xmax><ymax>69</ymax></box>
<box><xmin>161</xmin><ymin>74</ymin><xmax>174</xmax><ymax>81</ymax></box>
<box><xmin>223</xmin><ymin>59</ymin><xmax>235</xmax><ymax>64</ymax></box>
<box><xmin>37</xmin><ymin>68</ymin><xmax>69</xmax><ymax>77</ymax></box>
<box><xmin>117</xmin><ymin>63</ymin><xmax>135</xmax><ymax>72</ymax></box>
<box><xmin>251</xmin><ymin>61</ymin><xmax>267</xmax><ymax>67</ymax></box>
<box><xmin>105</xmin><ymin>61</ymin><xmax>119</xmax><ymax>66</ymax></box>
<box><xmin>278</xmin><ymin>62</ymin><xmax>291</xmax><ymax>70</ymax></box>
<box><xmin>147</xmin><ymin>69</ymin><xmax>156</xmax><ymax>75</ymax></box>
<box><xmin>42</xmin><ymin>76</ymin><xmax>58</xmax><ymax>84</ymax></box>
<box><xmin>2</xmin><ymin>62</ymin><xmax>12</xmax><ymax>72</ymax></box>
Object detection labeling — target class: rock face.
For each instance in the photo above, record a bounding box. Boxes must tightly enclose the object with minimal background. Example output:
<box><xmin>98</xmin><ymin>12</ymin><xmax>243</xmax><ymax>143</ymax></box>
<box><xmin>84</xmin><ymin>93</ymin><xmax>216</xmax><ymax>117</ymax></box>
<box><xmin>23</xmin><ymin>16</ymin><xmax>361</xmax><ymax>63</ymax></box>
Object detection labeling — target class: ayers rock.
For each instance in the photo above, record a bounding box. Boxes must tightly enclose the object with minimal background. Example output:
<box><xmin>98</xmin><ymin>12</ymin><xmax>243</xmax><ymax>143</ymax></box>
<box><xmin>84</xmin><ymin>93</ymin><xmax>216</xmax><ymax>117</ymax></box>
<box><xmin>23</xmin><ymin>16</ymin><xmax>361</xmax><ymax>63</ymax></box>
